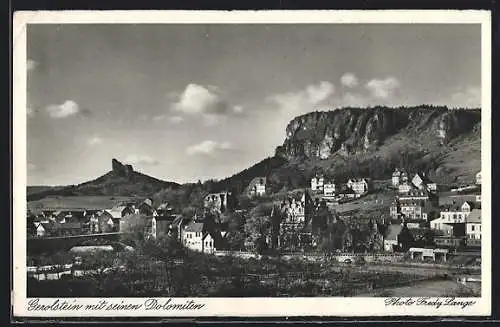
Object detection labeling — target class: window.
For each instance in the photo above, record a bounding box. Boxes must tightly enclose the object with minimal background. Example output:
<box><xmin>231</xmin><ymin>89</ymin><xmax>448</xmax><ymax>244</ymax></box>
<box><xmin>471</xmin><ymin>225</ymin><xmax>475</xmax><ymax>231</ymax></box>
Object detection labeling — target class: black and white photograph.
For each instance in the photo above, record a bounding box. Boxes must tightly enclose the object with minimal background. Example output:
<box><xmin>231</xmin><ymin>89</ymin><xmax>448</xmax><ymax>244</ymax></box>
<box><xmin>13</xmin><ymin>10</ymin><xmax>491</xmax><ymax>317</ymax></box>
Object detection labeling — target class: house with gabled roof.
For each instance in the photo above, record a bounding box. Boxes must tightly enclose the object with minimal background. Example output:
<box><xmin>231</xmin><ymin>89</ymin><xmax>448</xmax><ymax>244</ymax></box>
<box><xmin>392</xmin><ymin>168</ymin><xmax>402</xmax><ymax>187</ymax></box>
<box><xmin>465</xmin><ymin>209</ymin><xmax>481</xmax><ymax>241</ymax></box>
<box><xmin>182</xmin><ymin>221</ymin><xmax>204</xmax><ymax>252</ymax></box>
<box><xmin>247</xmin><ymin>177</ymin><xmax>267</xmax><ymax>197</ymax></box>
<box><xmin>346</xmin><ymin>178</ymin><xmax>370</xmax><ymax>195</ymax></box>
<box><xmin>138</xmin><ymin>199</ymin><xmax>157</xmax><ymax>217</ymax></box>
<box><xmin>311</xmin><ymin>175</ymin><xmax>325</xmax><ymax>192</ymax></box>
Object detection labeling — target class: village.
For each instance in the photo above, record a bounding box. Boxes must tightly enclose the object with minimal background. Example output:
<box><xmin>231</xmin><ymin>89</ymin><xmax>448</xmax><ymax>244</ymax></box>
<box><xmin>27</xmin><ymin>168</ymin><xmax>482</xmax><ymax>262</ymax></box>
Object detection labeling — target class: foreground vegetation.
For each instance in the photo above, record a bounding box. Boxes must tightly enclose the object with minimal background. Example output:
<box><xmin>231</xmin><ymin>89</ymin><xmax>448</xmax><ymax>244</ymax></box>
<box><xmin>28</xmin><ymin>235</ymin><xmax>455</xmax><ymax>298</ymax></box>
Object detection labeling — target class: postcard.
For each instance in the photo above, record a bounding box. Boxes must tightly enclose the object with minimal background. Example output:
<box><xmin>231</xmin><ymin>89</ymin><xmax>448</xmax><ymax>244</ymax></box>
<box><xmin>12</xmin><ymin>10</ymin><xmax>491</xmax><ymax>318</ymax></box>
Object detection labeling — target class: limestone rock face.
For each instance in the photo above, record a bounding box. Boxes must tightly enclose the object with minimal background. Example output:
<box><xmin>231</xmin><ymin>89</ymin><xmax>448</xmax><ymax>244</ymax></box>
<box><xmin>276</xmin><ymin>107</ymin><xmax>481</xmax><ymax>160</ymax></box>
<box><xmin>112</xmin><ymin>158</ymin><xmax>134</xmax><ymax>177</ymax></box>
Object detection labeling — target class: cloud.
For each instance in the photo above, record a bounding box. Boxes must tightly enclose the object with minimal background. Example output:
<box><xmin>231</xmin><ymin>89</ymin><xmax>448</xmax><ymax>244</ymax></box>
<box><xmin>202</xmin><ymin>113</ymin><xmax>227</xmax><ymax>126</ymax></box>
<box><xmin>232</xmin><ymin>105</ymin><xmax>244</xmax><ymax>114</ymax></box>
<box><xmin>46</xmin><ymin>100</ymin><xmax>80</xmax><ymax>118</ymax></box>
<box><xmin>341</xmin><ymin>73</ymin><xmax>359</xmax><ymax>88</ymax></box>
<box><xmin>186</xmin><ymin>140</ymin><xmax>233</xmax><ymax>156</ymax></box>
<box><xmin>169</xmin><ymin>84</ymin><xmax>244</xmax><ymax>126</ymax></box>
<box><xmin>27</xmin><ymin>59</ymin><xmax>38</xmax><ymax>72</ymax></box>
<box><xmin>153</xmin><ymin>115</ymin><xmax>185</xmax><ymax>124</ymax></box>
<box><xmin>169</xmin><ymin>116</ymin><xmax>184</xmax><ymax>124</ymax></box>
<box><xmin>449</xmin><ymin>86</ymin><xmax>481</xmax><ymax>108</ymax></box>
<box><xmin>365</xmin><ymin>77</ymin><xmax>400</xmax><ymax>99</ymax></box>
<box><xmin>338</xmin><ymin>92</ymin><xmax>370</xmax><ymax>107</ymax></box>
<box><xmin>87</xmin><ymin>136</ymin><xmax>103</xmax><ymax>146</ymax></box>
<box><xmin>152</xmin><ymin>115</ymin><xmax>166</xmax><ymax>121</ymax></box>
<box><xmin>269</xmin><ymin>81</ymin><xmax>335</xmax><ymax>114</ymax></box>
<box><xmin>124</xmin><ymin>155</ymin><xmax>160</xmax><ymax>166</ymax></box>
<box><xmin>172</xmin><ymin>84</ymin><xmax>228</xmax><ymax>115</ymax></box>
<box><xmin>305</xmin><ymin>81</ymin><xmax>335</xmax><ymax>103</ymax></box>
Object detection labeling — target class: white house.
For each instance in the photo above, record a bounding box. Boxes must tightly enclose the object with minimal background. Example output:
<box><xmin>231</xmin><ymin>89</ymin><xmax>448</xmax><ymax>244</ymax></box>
<box><xmin>399</xmin><ymin>199</ymin><xmax>430</xmax><ymax>221</ymax></box>
<box><xmin>347</xmin><ymin>178</ymin><xmax>370</xmax><ymax>195</ymax></box>
<box><xmin>323</xmin><ymin>182</ymin><xmax>336</xmax><ymax>196</ymax></box>
<box><xmin>247</xmin><ymin>177</ymin><xmax>266</xmax><ymax>197</ymax></box>
<box><xmin>202</xmin><ymin>233</ymin><xmax>216</xmax><ymax>254</ymax></box>
<box><xmin>411</xmin><ymin>173</ymin><xmax>436</xmax><ymax>192</ymax></box>
<box><xmin>392</xmin><ymin>168</ymin><xmax>401</xmax><ymax>187</ymax></box>
<box><xmin>411</xmin><ymin>173</ymin><xmax>426</xmax><ymax>190</ymax></box>
<box><xmin>430</xmin><ymin>201</ymin><xmax>475</xmax><ymax>233</ymax></box>
<box><xmin>311</xmin><ymin>175</ymin><xmax>325</xmax><ymax>192</ymax></box>
<box><xmin>429</xmin><ymin>217</ymin><xmax>454</xmax><ymax>235</ymax></box>
<box><xmin>34</xmin><ymin>222</ymin><xmax>47</xmax><ymax>237</ymax></box>
<box><xmin>427</xmin><ymin>183</ymin><xmax>438</xmax><ymax>192</ymax></box>
<box><xmin>181</xmin><ymin>221</ymin><xmax>219</xmax><ymax>254</ymax></box>
<box><xmin>254</xmin><ymin>183</ymin><xmax>266</xmax><ymax>196</ymax></box>
<box><xmin>182</xmin><ymin>222</ymin><xmax>204</xmax><ymax>252</ymax></box>
<box><xmin>398</xmin><ymin>183</ymin><xmax>413</xmax><ymax>194</ymax></box>
<box><xmin>466</xmin><ymin>209</ymin><xmax>481</xmax><ymax>240</ymax></box>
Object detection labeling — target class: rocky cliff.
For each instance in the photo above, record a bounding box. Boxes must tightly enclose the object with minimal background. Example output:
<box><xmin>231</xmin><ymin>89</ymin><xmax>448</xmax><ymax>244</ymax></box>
<box><xmin>276</xmin><ymin>106</ymin><xmax>481</xmax><ymax>160</ymax></box>
<box><xmin>111</xmin><ymin>158</ymin><xmax>134</xmax><ymax>178</ymax></box>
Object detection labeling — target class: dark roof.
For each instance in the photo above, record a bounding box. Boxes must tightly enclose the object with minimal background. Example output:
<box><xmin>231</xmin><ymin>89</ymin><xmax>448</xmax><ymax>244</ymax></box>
<box><xmin>466</xmin><ymin>209</ymin><xmax>481</xmax><ymax>223</ymax></box>
<box><xmin>399</xmin><ymin>199</ymin><xmax>427</xmax><ymax>206</ymax></box>
<box><xmin>184</xmin><ymin>222</ymin><xmax>203</xmax><ymax>233</ymax></box>
<box><xmin>441</xmin><ymin>201</ymin><xmax>478</xmax><ymax>212</ymax></box>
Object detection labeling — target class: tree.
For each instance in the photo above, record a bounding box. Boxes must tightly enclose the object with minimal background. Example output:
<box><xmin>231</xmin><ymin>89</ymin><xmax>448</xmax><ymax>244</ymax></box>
<box><xmin>226</xmin><ymin>230</ymin><xmax>245</xmax><ymax>251</ymax></box>
<box><xmin>244</xmin><ymin>204</ymin><xmax>273</xmax><ymax>252</ymax></box>
<box><xmin>397</xmin><ymin>225</ymin><xmax>415</xmax><ymax>252</ymax></box>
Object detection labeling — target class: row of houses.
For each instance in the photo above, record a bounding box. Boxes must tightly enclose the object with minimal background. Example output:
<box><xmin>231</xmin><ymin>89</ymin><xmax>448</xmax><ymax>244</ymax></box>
<box><xmin>310</xmin><ymin>175</ymin><xmax>371</xmax><ymax>199</ymax></box>
<box><xmin>388</xmin><ymin>166</ymin><xmax>482</xmax><ymax>251</ymax></box>
<box><xmin>392</xmin><ymin>169</ymin><xmax>438</xmax><ymax>193</ymax></box>
<box><xmin>27</xmin><ymin>198</ymin><xmax>175</xmax><ymax>238</ymax></box>
<box><xmin>390</xmin><ymin>189</ymin><xmax>438</xmax><ymax>221</ymax></box>
<box><xmin>430</xmin><ymin>201</ymin><xmax>482</xmax><ymax>244</ymax></box>
<box><xmin>180</xmin><ymin>219</ymin><xmax>229</xmax><ymax>254</ymax></box>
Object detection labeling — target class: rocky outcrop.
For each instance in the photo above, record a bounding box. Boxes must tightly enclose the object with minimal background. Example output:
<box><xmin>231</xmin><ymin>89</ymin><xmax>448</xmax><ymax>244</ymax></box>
<box><xmin>435</xmin><ymin>111</ymin><xmax>480</xmax><ymax>144</ymax></box>
<box><xmin>276</xmin><ymin>106</ymin><xmax>481</xmax><ymax>160</ymax></box>
<box><xmin>112</xmin><ymin>158</ymin><xmax>134</xmax><ymax>178</ymax></box>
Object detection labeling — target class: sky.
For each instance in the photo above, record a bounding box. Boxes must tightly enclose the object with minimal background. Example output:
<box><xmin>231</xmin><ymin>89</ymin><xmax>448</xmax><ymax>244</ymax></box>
<box><xmin>26</xmin><ymin>24</ymin><xmax>481</xmax><ymax>186</ymax></box>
